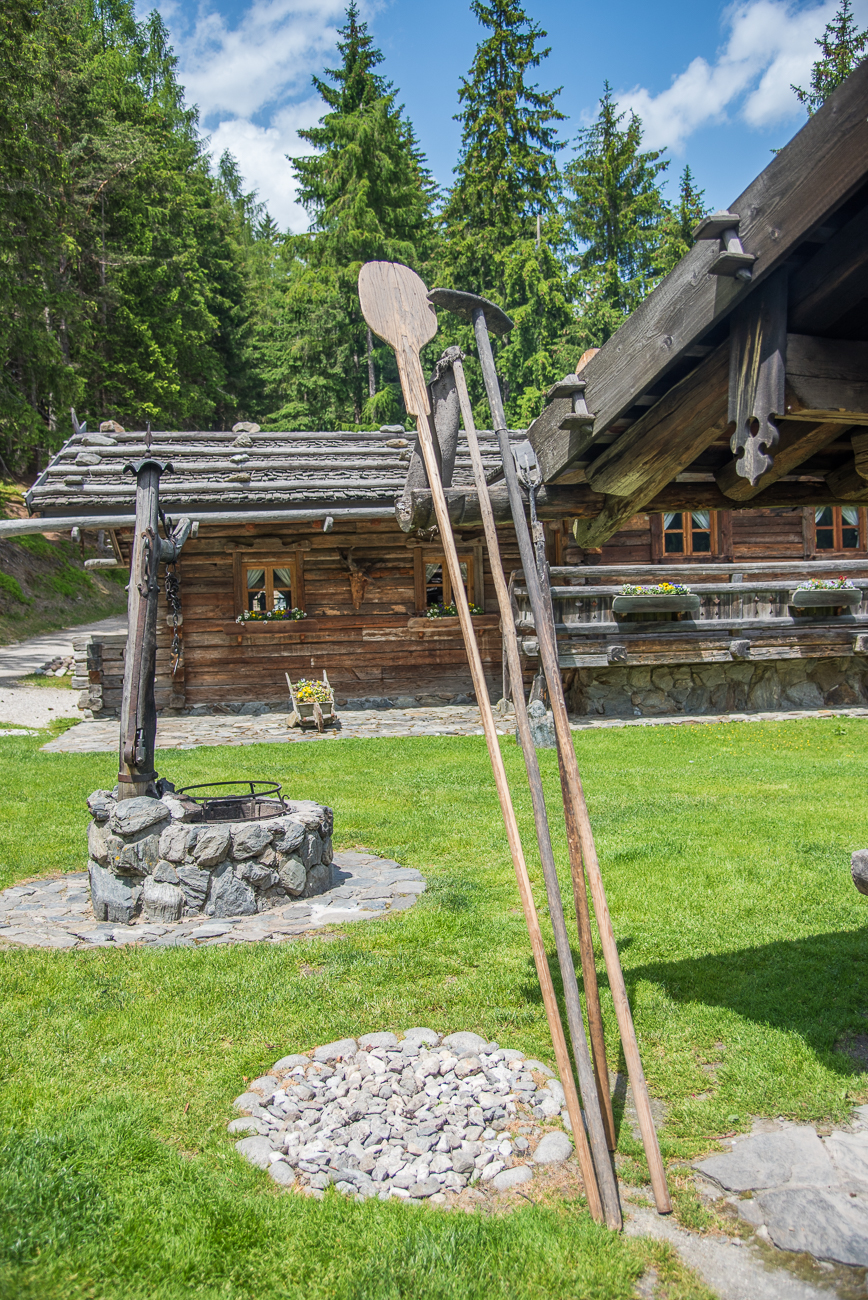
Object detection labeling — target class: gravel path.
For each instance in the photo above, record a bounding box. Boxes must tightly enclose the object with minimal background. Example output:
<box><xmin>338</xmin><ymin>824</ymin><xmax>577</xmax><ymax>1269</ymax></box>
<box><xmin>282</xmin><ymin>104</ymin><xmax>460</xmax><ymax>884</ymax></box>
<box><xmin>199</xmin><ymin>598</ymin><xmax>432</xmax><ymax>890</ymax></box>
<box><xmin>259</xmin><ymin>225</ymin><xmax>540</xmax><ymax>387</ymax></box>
<box><xmin>0</xmin><ymin>850</ymin><xmax>425</xmax><ymax>949</ymax></box>
<box><xmin>0</xmin><ymin>615</ymin><xmax>127</xmax><ymax>729</ymax></box>
<box><xmin>0</xmin><ymin>615</ymin><xmax>126</xmax><ymax>686</ymax></box>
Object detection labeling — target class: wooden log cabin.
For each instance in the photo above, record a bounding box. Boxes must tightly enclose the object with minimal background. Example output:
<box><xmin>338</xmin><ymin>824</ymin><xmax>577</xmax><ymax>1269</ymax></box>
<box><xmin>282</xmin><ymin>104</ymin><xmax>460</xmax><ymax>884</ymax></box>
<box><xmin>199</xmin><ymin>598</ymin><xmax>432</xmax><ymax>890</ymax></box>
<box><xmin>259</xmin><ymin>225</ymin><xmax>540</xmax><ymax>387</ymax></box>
<box><xmin>8</xmin><ymin>62</ymin><xmax>868</xmax><ymax>722</ymax></box>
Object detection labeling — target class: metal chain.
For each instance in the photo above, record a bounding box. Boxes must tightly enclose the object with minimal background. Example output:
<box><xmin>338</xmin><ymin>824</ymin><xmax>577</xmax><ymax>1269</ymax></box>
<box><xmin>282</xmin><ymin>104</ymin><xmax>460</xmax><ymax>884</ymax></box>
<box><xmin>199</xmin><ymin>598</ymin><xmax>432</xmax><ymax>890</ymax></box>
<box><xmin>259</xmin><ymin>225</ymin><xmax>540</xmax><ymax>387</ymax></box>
<box><xmin>165</xmin><ymin>564</ymin><xmax>182</xmax><ymax>675</ymax></box>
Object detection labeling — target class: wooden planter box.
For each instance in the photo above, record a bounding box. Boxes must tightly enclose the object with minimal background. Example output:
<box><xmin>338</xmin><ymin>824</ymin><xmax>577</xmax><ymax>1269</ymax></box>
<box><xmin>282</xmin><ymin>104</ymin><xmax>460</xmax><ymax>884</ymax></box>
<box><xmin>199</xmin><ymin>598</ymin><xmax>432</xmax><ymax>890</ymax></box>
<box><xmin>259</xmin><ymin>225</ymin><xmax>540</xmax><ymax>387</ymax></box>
<box><xmin>612</xmin><ymin>594</ymin><xmax>700</xmax><ymax>622</ymax></box>
<box><xmin>790</xmin><ymin>588</ymin><xmax>862</xmax><ymax>611</ymax></box>
<box><xmin>223</xmin><ymin>620</ymin><xmax>319</xmax><ymax>640</ymax></box>
<box><xmin>406</xmin><ymin>615</ymin><xmax>501</xmax><ymax>632</ymax></box>
<box><xmin>287</xmin><ymin>671</ymin><xmax>336</xmax><ymax>731</ymax></box>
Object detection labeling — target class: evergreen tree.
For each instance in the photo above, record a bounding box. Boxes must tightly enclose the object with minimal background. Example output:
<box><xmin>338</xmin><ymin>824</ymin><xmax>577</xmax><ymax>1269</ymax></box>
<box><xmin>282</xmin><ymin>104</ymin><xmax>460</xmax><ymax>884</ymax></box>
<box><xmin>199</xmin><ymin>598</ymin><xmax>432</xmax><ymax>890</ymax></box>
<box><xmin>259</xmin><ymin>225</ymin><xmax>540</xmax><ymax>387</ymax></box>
<box><xmin>262</xmin><ymin>2</ymin><xmax>435</xmax><ymax>428</ymax></box>
<box><xmin>792</xmin><ymin>0</ymin><xmax>868</xmax><ymax>115</ymax></box>
<box><xmin>434</xmin><ymin>0</ymin><xmax>572</xmax><ymax>425</ymax></box>
<box><xmin>657</xmin><ymin>165</ymin><xmax>707</xmax><ymax>276</ymax></box>
<box><xmin>0</xmin><ymin>0</ymin><xmax>266</xmax><ymax>467</ymax></box>
<box><xmin>437</xmin><ymin>0</ymin><xmax>564</xmax><ymax>305</ymax></box>
<box><xmin>564</xmin><ymin>83</ymin><xmax>668</xmax><ymax>345</ymax></box>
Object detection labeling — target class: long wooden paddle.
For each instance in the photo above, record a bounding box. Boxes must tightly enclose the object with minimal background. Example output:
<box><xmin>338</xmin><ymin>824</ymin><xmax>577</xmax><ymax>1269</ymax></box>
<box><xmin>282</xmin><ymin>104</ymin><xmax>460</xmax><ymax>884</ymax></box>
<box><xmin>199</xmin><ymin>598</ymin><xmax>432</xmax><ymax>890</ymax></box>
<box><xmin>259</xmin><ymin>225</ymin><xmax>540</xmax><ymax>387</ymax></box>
<box><xmin>358</xmin><ymin>260</ymin><xmax>610</xmax><ymax>1227</ymax></box>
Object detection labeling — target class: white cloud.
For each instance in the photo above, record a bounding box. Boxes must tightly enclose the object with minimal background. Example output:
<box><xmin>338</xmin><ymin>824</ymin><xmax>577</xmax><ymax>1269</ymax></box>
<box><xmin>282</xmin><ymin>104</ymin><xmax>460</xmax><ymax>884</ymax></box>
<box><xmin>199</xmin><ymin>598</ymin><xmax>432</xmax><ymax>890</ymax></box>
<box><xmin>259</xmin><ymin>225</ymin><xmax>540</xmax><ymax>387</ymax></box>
<box><xmin>207</xmin><ymin>101</ymin><xmax>323</xmax><ymax>230</ymax></box>
<box><xmin>176</xmin><ymin>0</ymin><xmax>345</xmax><ymax>121</ymax></box>
<box><xmin>142</xmin><ymin>0</ymin><xmax>385</xmax><ymax>228</ymax></box>
<box><xmin>616</xmin><ymin>0</ymin><xmax>868</xmax><ymax>153</ymax></box>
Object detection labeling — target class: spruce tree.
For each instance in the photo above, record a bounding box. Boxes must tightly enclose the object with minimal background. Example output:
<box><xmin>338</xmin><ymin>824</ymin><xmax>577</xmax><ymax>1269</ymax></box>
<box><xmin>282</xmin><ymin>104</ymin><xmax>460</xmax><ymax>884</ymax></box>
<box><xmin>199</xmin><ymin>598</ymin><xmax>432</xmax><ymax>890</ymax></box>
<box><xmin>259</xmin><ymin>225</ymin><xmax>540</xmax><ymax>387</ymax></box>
<box><xmin>564</xmin><ymin>84</ymin><xmax>668</xmax><ymax>346</ymax></box>
<box><xmin>435</xmin><ymin>0</ymin><xmax>572</xmax><ymax>425</ymax></box>
<box><xmin>792</xmin><ymin>0</ymin><xmax>867</xmax><ymax>115</ymax></box>
<box><xmin>657</xmin><ymin>165</ymin><xmax>707</xmax><ymax>276</ymax></box>
<box><xmin>267</xmin><ymin>2</ymin><xmax>435</xmax><ymax>427</ymax></box>
<box><xmin>438</xmin><ymin>0</ymin><xmax>564</xmax><ymax>305</ymax></box>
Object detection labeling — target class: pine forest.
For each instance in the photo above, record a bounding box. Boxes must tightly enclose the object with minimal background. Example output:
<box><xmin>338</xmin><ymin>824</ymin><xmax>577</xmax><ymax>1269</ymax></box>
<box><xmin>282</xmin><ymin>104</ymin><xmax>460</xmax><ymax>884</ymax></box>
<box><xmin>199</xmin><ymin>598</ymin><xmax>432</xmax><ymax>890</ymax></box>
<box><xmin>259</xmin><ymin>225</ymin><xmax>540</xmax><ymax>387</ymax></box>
<box><xmin>1</xmin><ymin>0</ymin><xmax>865</xmax><ymax>468</ymax></box>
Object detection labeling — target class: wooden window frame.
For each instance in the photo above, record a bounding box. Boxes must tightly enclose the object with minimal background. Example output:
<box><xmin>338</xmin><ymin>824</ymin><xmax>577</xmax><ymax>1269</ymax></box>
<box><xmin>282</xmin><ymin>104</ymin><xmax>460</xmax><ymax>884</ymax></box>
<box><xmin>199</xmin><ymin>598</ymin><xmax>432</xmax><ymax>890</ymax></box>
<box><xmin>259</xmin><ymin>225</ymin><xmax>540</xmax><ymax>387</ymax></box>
<box><xmin>420</xmin><ymin>549</ymin><xmax>483</xmax><ymax>610</ymax></box>
<box><xmin>650</xmin><ymin>511</ymin><xmax>720</xmax><ymax>561</ymax></box>
<box><xmin>812</xmin><ymin>505</ymin><xmax>868</xmax><ymax>555</ymax></box>
<box><xmin>233</xmin><ymin>552</ymin><xmax>302</xmax><ymax>616</ymax></box>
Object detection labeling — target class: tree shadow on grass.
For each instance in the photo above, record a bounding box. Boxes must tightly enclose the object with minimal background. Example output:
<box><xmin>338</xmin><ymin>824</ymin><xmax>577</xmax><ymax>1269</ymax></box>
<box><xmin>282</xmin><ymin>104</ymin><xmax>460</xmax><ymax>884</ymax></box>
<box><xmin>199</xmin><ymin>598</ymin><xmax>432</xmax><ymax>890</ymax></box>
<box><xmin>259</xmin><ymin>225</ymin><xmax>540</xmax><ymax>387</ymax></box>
<box><xmin>519</xmin><ymin>927</ymin><xmax>868</xmax><ymax>1140</ymax></box>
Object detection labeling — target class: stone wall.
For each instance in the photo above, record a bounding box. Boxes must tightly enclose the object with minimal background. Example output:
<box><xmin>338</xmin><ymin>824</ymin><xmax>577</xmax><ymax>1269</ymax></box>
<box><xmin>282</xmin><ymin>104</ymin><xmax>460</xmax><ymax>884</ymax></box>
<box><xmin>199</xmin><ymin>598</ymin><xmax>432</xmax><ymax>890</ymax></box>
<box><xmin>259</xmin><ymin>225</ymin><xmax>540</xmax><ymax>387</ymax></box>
<box><xmin>86</xmin><ymin>790</ymin><xmax>334</xmax><ymax>925</ymax></box>
<box><xmin>563</xmin><ymin>655</ymin><xmax>868</xmax><ymax>719</ymax></box>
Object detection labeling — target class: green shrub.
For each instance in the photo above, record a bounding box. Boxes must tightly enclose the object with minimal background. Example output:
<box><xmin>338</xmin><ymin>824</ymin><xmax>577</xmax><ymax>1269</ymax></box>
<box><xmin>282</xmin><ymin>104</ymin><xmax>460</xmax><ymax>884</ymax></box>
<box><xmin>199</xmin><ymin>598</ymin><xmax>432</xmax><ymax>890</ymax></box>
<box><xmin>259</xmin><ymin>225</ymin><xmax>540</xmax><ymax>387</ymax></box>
<box><xmin>0</xmin><ymin>572</ymin><xmax>28</xmax><ymax>604</ymax></box>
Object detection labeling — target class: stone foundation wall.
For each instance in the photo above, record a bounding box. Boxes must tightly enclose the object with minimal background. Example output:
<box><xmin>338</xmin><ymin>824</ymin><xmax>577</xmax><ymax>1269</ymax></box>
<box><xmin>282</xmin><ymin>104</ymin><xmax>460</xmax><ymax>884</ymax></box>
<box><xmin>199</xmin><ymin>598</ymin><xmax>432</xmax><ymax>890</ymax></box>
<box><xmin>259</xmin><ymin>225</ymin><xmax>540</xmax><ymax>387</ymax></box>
<box><xmin>86</xmin><ymin>790</ymin><xmax>334</xmax><ymax>925</ymax></box>
<box><xmin>563</xmin><ymin>655</ymin><xmax>868</xmax><ymax>719</ymax></box>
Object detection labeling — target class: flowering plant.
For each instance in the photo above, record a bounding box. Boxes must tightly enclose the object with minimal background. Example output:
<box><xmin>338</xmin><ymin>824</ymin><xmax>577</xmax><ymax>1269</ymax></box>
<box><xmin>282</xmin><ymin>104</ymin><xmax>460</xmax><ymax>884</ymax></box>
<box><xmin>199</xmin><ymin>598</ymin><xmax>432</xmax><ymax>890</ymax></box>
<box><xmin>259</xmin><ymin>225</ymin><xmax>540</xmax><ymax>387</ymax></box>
<box><xmin>426</xmin><ymin>601</ymin><xmax>485</xmax><ymax>618</ymax></box>
<box><xmin>801</xmin><ymin>576</ymin><xmax>856</xmax><ymax>590</ymax></box>
<box><xmin>293</xmin><ymin>678</ymin><xmax>333</xmax><ymax>703</ymax></box>
<box><xmin>619</xmin><ymin>582</ymin><xmax>692</xmax><ymax>596</ymax></box>
<box><xmin>236</xmin><ymin>607</ymin><xmax>307</xmax><ymax>623</ymax></box>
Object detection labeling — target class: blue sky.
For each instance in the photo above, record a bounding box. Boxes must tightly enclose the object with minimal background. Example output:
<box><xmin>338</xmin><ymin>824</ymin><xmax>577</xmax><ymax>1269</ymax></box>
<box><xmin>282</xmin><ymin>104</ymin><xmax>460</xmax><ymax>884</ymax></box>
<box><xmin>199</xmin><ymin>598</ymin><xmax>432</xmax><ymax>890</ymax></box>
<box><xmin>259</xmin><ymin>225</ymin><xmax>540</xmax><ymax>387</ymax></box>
<box><xmin>141</xmin><ymin>0</ymin><xmax>868</xmax><ymax>230</ymax></box>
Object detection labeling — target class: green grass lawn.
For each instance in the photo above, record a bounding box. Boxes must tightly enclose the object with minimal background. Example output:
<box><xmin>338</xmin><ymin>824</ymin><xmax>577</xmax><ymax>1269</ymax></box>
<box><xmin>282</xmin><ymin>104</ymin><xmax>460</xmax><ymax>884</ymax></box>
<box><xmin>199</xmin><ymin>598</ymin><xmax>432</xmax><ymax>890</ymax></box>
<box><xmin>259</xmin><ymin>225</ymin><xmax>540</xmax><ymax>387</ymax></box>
<box><xmin>1</xmin><ymin>718</ymin><xmax>867</xmax><ymax>1299</ymax></box>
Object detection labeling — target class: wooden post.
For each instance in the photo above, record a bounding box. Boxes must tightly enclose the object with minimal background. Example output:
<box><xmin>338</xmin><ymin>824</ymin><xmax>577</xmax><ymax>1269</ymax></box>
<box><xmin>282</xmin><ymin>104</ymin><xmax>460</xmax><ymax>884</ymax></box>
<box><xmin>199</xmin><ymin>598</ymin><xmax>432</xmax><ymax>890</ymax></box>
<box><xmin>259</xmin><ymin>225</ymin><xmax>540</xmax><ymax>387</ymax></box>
<box><xmin>118</xmin><ymin>460</ymin><xmax>166</xmax><ymax>799</ymax></box>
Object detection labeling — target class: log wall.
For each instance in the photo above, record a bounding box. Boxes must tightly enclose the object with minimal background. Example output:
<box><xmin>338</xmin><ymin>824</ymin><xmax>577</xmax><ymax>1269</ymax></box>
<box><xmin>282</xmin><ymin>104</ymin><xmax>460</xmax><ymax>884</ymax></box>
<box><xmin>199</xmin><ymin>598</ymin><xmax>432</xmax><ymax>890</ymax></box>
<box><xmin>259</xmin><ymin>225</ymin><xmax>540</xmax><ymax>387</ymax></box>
<box><xmin>106</xmin><ymin>519</ymin><xmax>518</xmax><ymax>711</ymax></box>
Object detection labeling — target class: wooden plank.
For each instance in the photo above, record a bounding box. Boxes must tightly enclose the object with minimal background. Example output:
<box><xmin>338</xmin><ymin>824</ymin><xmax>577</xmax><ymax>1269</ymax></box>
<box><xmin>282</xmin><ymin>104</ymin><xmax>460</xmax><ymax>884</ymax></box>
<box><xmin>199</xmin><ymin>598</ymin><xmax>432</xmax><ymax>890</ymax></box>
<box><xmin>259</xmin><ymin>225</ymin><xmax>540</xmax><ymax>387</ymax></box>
<box><xmin>529</xmin><ymin>62</ymin><xmax>868</xmax><ymax>482</ymax></box>
<box><xmin>584</xmin><ymin>343</ymin><xmax>729</xmax><ymax>497</ymax></box>
<box><xmin>716</xmin><ymin>420</ymin><xmax>843</xmax><ymax>499</ymax></box>
<box><xmin>784</xmin><ymin>336</ymin><xmax>868</xmax><ymax>423</ymax></box>
<box><xmin>575</xmin><ymin>348</ymin><xmax>731</xmax><ymax>547</ymax></box>
<box><xmin>789</xmin><ymin>204</ymin><xmax>868</xmax><ymax>332</ymax></box>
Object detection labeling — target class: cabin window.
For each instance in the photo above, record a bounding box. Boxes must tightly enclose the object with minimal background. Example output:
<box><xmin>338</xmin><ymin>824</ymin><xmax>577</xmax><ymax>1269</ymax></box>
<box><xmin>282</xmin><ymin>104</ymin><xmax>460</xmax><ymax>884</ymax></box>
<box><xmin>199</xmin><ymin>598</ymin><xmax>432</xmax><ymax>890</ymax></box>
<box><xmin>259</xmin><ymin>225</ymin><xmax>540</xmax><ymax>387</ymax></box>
<box><xmin>237</xmin><ymin>559</ymin><xmax>298</xmax><ymax>613</ymax></box>
<box><xmin>814</xmin><ymin>506</ymin><xmax>864</xmax><ymax>552</ymax></box>
<box><xmin>425</xmin><ymin>556</ymin><xmax>474</xmax><ymax>607</ymax></box>
<box><xmin>663</xmin><ymin>511</ymin><xmax>714</xmax><ymax>555</ymax></box>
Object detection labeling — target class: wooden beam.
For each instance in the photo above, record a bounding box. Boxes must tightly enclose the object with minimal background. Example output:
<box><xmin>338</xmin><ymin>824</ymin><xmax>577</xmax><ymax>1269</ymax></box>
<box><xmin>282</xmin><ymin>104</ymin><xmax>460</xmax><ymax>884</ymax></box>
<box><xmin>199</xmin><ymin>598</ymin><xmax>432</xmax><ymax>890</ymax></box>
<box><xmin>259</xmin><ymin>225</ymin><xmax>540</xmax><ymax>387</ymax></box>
<box><xmin>530</xmin><ymin>62</ymin><xmax>868</xmax><ymax>482</ymax></box>
<box><xmin>716</xmin><ymin>420</ymin><xmax>843</xmax><ymax>500</ymax></box>
<box><xmin>784</xmin><ymin>335</ymin><xmax>868</xmax><ymax>423</ymax></box>
<box><xmin>789</xmin><ymin>204</ymin><xmax>868</xmax><ymax>332</ymax></box>
<box><xmin>526</xmin><ymin>395</ymin><xmax>597</xmax><ymax>485</ymax></box>
<box><xmin>395</xmin><ymin>484</ymin><xmax>589</xmax><ymax>531</ymax></box>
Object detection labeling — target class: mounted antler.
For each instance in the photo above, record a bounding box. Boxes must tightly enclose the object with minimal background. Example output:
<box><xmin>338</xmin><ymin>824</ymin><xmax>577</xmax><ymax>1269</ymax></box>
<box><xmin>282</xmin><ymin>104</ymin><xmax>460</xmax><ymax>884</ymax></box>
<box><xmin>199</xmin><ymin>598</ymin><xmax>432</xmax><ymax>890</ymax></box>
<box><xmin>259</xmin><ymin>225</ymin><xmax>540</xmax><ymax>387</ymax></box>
<box><xmin>339</xmin><ymin>549</ymin><xmax>382</xmax><ymax>610</ymax></box>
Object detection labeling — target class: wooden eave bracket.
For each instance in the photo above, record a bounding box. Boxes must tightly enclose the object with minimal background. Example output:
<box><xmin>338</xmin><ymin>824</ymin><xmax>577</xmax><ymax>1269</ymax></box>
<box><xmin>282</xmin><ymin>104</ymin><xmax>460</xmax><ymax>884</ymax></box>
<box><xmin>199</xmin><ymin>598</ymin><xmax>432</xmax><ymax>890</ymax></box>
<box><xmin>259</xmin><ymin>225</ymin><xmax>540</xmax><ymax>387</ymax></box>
<box><xmin>544</xmin><ymin>373</ymin><xmax>596</xmax><ymax>432</ymax></box>
<box><xmin>726</xmin><ymin>267</ymin><xmax>788</xmax><ymax>486</ymax></box>
<box><xmin>694</xmin><ymin>211</ymin><xmax>757</xmax><ymax>282</ymax></box>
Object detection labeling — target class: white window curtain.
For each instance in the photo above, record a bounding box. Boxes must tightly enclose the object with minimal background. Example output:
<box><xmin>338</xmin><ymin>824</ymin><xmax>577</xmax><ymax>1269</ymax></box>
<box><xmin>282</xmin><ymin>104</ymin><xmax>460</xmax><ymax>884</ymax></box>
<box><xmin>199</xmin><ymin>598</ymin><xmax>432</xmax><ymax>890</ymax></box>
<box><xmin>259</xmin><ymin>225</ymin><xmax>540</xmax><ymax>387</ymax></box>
<box><xmin>816</xmin><ymin>507</ymin><xmax>832</xmax><ymax>523</ymax></box>
<box><xmin>663</xmin><ymin>513</ymin><xmax>678</xmax><ymax>529</ymax></box>
<box><xmin>691</xmin><ymin>511</ymin><xmax>710</xmax><ymax>529</ymax></box>
<box><xmin>246</xmin><ymin>568</ymin><xmax>265</xmax><ymax>588</ymax></box>
<box><xmin>273</xmin><ymin>567</ymin><xmax>293</xmax><ymax>587</ymax></box>
<box><xmin>842</xmin><ymin>507</ymin><xmax>859</xmax><ymax>526</ymax></box>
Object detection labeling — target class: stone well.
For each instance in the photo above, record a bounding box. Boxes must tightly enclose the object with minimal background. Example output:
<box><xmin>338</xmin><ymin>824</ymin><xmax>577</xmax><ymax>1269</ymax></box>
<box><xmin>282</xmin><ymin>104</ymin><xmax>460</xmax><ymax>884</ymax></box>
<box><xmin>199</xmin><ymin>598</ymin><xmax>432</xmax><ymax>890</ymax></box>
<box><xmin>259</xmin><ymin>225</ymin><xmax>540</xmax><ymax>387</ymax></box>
<box><xmin>86</xmin><ymin>788</ymin><xmax>334</xmax><ymax>925</ymax></box>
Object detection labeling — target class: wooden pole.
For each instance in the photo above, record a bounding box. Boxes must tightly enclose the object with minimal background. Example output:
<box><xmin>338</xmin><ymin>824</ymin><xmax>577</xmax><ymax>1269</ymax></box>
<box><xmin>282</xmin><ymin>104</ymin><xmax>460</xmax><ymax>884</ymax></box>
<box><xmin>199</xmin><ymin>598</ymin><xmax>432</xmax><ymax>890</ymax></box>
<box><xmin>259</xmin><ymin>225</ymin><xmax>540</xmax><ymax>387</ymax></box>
<box><xmin>524</xmin><ymin>484</ymin><xmax>617</xmax><ymax>1149</ymax></box>
<box><xmin>358</xmin><ymin>261</ymin><xmax>608</xmax><ymax>1225</ymax></box>
<box><xmin>471</xmin><ymin>308</ymin><xmax>672</xmax><ymax>1214</ymax></box>
<box><xmin>454</xmin><ymin>357</ymin><xmax>621</xmax><ymax>1225</ymax></box>
<box><xmin>118</xmin><ymin>460</ymin><xmax>164</xmax><ymax>799</ymax></box>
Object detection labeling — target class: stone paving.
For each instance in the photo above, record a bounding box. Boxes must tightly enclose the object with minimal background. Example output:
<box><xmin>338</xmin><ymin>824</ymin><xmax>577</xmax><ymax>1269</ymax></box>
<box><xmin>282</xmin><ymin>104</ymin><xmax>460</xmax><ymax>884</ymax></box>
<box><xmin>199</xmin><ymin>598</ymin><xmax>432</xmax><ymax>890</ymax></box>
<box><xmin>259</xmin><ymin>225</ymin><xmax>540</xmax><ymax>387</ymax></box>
<box><xmin>38</xmin><ymin>701</ymin><xmax>868</xmax><ymax>754</ymax></box>
<box><xmin>0</xmin><ymin>850</ymin><xmax>425</xmax><ymax>949</ymax></box>
<box><xmin>694</xmin><ymin>1113</ymin><xmax>868</xmax><ymax>1269</ymax></box>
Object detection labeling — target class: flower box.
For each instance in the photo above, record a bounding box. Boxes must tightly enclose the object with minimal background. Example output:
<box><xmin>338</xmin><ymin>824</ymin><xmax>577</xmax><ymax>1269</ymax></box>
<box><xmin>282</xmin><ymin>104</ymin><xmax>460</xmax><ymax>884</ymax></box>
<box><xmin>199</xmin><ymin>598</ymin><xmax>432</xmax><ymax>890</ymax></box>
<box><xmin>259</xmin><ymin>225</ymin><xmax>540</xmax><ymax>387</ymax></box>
<box><xmin>223</xmin><ymin>620</ymin><xmax>319</xmax><ymax>634</ymax></box>
<box><xmin>406</xmin><ymin>615</ymin><xmax>501</xmax><ymax>632</ymax></box>
<box><xmin>612</xmin><ymin>594</ymin><xmax>700</xmax><ymax>616</ymax></box>
<box><xmin>790</xmin><ymin>587</ymin><xmax>862</xmax><ymax>612</ymax></box>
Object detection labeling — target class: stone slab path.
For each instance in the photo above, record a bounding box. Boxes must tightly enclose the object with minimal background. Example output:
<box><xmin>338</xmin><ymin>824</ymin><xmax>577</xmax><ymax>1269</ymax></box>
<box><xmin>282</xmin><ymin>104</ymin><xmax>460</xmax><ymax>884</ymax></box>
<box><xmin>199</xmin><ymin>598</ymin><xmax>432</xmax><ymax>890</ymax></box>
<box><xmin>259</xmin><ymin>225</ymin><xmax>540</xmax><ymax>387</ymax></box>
<box><xmin>693</xmin><ymin>1113</ymin><xmax>868</xmax><ymax>1275</ymax></box>
<box><xmin>0</xmin><ymin>850</ymin><xmax>425</xmax><ymax>950</ymax></box>
<box><xmin>38</xmin><ymin>702</ymin><xmax>868</xmax><ymax>754</ymax></box>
